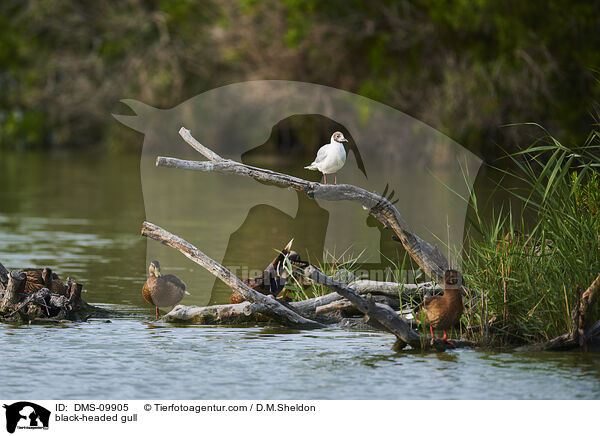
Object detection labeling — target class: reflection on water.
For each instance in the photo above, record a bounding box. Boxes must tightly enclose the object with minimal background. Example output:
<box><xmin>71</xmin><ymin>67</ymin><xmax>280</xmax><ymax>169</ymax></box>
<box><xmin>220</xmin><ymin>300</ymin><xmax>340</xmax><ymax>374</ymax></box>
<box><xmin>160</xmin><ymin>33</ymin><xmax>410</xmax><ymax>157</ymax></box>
<box><xmin>1</xmin><ymin>151</ymin><xmax>599</xmax><ymax>399</ymax></box>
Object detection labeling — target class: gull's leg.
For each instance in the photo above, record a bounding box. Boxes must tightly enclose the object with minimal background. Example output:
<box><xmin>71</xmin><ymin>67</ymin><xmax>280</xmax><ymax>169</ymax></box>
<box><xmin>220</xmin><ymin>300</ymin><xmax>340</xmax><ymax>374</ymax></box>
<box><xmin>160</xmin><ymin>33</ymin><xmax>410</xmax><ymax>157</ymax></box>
<box><xmin>323</xmin><ymin>174</ymin><xmax>327</xmax><ymax>184</ymax></box>
<box><xmin>334</xmin><ymin>174</ymin><xmax>337</xmax><ymax>185</ymax></box>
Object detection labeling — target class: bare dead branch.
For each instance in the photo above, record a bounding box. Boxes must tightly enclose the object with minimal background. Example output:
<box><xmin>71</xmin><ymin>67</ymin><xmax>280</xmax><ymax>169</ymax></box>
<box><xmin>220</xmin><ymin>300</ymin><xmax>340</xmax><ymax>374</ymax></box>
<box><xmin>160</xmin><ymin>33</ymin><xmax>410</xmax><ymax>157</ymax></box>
<box><xmin>141</xmin><ymin>220</ymin><xmax>473</xmax><ymax>350</ymax></box>
<box><xmin>141</xmin><ymin>221</ymin><xmax>325</xmax><ymax>329</ymax></box>
<box><xmin>349</xmin><ymin>279</ymin><xmax>441</xmax><ymax>297</ymax></box>
<box><xmin>178</xmin><ymin>127</ymin><xmax>224</xmax><ymax>162</ymax></box>
<box><xmin>155</xmin><ymin>128</ymin><xmax>449</xmax><ymax>283</ymax></box>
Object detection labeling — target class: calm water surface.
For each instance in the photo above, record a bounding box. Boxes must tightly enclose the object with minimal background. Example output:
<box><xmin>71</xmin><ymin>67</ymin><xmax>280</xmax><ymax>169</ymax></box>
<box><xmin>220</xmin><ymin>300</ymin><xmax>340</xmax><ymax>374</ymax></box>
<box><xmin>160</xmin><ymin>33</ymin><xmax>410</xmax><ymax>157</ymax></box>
<box><xmin>1</xmin><ymin>151</ymin><xmax>599</xmax><ymax>399</ymax></box>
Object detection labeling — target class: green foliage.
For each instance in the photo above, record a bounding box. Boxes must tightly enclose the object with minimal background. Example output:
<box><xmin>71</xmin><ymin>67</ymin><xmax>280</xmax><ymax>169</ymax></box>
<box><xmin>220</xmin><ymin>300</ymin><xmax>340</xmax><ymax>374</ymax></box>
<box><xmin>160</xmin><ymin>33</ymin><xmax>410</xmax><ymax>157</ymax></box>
<box><xmin>1</xmin><ymin>0</ymin><xmax>599</xmax><ymax>151</ymax></box>
<box><xmin>462</xmin><ymin>126</ymin><xmax>600</xmax><ymax>345</ymax></box>
<box><xmin>0</xmin><ymin>0</ymin><xmax>220</xmax><ymax>151</ymax></box>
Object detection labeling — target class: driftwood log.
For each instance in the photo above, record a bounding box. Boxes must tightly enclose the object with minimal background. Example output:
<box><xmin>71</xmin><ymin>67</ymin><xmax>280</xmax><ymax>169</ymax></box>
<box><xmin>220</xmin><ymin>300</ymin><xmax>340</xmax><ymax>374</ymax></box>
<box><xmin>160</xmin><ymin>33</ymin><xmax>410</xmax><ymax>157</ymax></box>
<box><xmin>314</xmin><ymin>295</ymin><xmax>399</xmax><ymax>317</ymax></box>
<box><xmin>164</xmin><ymin>282</ymin><xmax>433</xmax><ymax>326</ymax></box>
<box><xmin>165</xmin><ymin>301</ymin><xmax>273</xmax><ymax>325</ymax></box>
<box><xmin>517</xmin><ymin>273</ymin><xmax>600</xmax><ymax>351</ymax></box>
<box><xmin>142</xmin><ymin>221</ymin><xmax>473</xmax><ymax>351</ymax></box>
<box><xmin>0</xmin><ymin>261</ymin><xmax>115</xmax><ymax>323</ymax></box>
<box><xmin>157</xmin><ymin>127</ymin><xmax>449</xmax><ymax>284</ymax></box>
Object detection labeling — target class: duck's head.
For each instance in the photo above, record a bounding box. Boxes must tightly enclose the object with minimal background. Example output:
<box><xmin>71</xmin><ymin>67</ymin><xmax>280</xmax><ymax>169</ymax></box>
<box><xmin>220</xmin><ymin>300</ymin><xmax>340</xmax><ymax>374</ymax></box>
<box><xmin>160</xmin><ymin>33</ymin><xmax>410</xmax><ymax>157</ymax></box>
<box><xmin>444</xmin><ymin>269</ymin><xmax>462</xmax><ymax>289</ymax></box>
<box><xmin>331</xmin><ymin>131</ymin><xmax>348</xmax><ymax>143</ymax></box>
<box><xmin>149</xmin><ymin>260</ymin><xmax>162</xmax><ymax>277</ymax></box>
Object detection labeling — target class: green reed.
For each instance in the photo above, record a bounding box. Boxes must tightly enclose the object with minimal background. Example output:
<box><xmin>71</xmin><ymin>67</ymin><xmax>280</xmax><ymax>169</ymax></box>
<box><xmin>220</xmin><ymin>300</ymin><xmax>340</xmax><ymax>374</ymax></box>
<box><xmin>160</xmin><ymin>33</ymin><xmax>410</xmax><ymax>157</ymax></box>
<box><xmin>462</xmin><ymin>125</ymin><xmax>600</xmax><ymax>345</ymax></box>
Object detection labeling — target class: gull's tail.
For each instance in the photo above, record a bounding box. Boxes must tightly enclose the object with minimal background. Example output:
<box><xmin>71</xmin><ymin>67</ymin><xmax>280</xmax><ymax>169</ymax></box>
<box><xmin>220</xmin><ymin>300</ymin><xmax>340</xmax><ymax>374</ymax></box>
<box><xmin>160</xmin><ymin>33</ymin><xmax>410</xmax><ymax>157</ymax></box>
<box><xmin>304</xmin><ymin>163</ymin><xmax>317</xmax><ymax>170</ymax></box>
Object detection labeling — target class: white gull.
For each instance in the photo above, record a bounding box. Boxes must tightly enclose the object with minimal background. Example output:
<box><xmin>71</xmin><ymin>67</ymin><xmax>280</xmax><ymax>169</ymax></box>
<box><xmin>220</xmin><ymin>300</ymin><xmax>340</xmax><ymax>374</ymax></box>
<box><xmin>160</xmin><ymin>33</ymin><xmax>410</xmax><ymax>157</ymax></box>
<box><xmin>304</xmin><ymin>131</ymin><xmax>348</xmax><ymax>184</ymax></box>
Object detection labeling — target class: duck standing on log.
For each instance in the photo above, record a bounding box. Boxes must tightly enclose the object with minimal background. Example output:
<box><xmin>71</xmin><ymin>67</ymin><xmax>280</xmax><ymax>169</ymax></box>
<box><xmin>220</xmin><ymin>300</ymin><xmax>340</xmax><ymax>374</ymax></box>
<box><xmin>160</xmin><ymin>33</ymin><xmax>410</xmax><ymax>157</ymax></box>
<box><xmin>417</xmin><ymin>269</ymin><xmax>464</xmax><ymax>344</ymax></box>
<box><xmin>142</xmin><ymin>260</ymin><xmax>189</xmax><ymax>319</ymax></box>
<box><xmin>304</xmin><ymin>131</ymin><xmax>348</xmax><ymax>185</ymax></box>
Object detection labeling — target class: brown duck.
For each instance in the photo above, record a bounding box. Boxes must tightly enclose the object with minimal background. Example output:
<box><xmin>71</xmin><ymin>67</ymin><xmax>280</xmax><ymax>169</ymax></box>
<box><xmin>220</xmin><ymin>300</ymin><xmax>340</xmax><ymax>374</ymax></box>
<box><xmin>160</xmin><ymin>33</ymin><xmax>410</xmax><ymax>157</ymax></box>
<box><xmin>142</xmin><ymin>260</ymin><xmax>189</xmax><ymax>319</ymax></box>
<box><xmin>418</xmin><ymin>269</ymin><xmax>464</xmax><ymax>343</ymax></box>
<box><xmin>22</xmin><ymin>267</ymin><xmax>67</xmax><ymax>294</ymax></box>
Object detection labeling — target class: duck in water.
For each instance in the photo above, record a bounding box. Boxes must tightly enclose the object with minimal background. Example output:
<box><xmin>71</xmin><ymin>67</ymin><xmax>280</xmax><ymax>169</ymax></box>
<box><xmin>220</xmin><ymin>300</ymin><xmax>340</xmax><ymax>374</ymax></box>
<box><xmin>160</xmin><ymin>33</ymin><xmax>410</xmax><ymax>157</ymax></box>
<box><xmin>142</xmin><ymin>260</ymin><xmax>189</xmax><ymax>319</ymax></box>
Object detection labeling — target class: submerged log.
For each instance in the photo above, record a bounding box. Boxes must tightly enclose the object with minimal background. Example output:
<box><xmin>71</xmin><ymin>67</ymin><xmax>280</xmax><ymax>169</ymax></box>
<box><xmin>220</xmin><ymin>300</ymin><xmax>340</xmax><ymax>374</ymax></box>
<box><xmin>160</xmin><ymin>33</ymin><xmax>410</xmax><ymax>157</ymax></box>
<box><xmin>165</xmin><ymin>289</ymin><xmax>415</xmax><ymax>326</ymax></box>
<box><xmin>2</xmin><ymin>286</ymin><xmax>86</xmax><ymax>322</ymax></box>
<box><xmin>156</xmin><ymin>127</ymin><xmax>449</xmax><ymax>283</ymax></box>
<box><xmin>162</xmin><ymin>253</ymin><xmax>442</xmax><ymax>326</ymax></box>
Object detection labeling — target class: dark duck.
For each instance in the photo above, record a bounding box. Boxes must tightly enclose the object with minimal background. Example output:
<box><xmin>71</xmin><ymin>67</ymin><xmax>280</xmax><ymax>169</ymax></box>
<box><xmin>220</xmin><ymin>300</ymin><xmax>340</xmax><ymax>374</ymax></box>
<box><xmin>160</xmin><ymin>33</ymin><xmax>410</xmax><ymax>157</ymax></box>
<box><xmin>230</xmin><ymin>239</ymin><xmax>308</xmax><ymax>304</ymax></box>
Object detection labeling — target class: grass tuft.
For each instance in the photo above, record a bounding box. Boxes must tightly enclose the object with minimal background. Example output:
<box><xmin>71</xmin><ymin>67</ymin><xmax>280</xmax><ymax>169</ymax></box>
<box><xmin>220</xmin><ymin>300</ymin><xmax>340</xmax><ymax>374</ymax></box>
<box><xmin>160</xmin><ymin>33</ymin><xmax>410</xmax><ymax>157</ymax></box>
<box><xmin>462</xmin><ymin>126</ymin><xmax>600</xmax><ymax>345</ymax></box>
